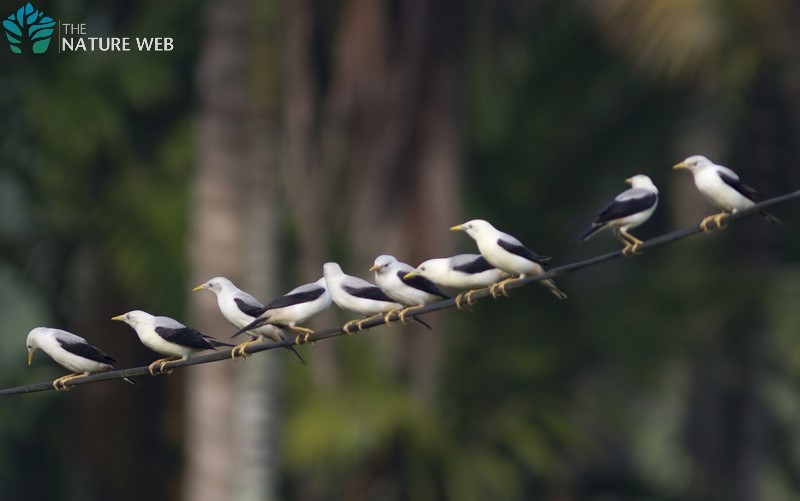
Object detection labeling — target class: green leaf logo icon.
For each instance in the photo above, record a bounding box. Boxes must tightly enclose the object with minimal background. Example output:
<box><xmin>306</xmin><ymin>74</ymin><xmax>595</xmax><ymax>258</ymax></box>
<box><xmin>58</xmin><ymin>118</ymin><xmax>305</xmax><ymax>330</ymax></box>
<box><xmin>4</xmin><ymin>3</ymin><xmax>55</xmax><ymax>54</ymax></box>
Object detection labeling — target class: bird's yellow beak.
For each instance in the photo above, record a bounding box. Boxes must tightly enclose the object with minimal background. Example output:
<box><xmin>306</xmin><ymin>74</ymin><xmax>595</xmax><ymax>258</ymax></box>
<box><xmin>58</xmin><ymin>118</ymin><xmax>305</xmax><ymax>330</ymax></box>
<box><xmin>27</xmin><ymin>349</ymin><xmax>33</xmax><ymax>366</ymax></box>
<box><xmin>624</xmin><ymin>177</ymin><xmax>633</xmax><ymax>185</ymax></box>
<box><xmin>449</xmin><ymin>224</ymin><xmax>463</xmax><ymax>231</ymax></box>
<box><xmin>673</xmin><ymin>161</ymin><xmax>687</xmax><ymax>170</ymax></box>
<box><xmin>192</xmin><ymin>284</ymin><xmax>207</xmax><ymax>292</ymax></box>
<box><xmin>111</xmin><ymin>315</ymin><xmax>125</xmax><ymax>322</ymax></box>
<box><xmin>369</xmin><ymin>264</ymin><xmax>381</xmax><ymax>272</ymax></box>
<box><xmin>403</xmin><ymin>271</ymin><xmax>418</xmax><ymax>280</ymax></box>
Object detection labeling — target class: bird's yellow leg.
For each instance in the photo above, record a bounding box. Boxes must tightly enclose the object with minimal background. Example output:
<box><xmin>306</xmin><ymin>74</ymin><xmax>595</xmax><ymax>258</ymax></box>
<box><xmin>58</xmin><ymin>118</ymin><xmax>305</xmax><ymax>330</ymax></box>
<box><xmin>619</xmin><ymin>229</ymin><xmax>645</xmax><ymax>256</ymax></box>
<box><xmin>383</xmin><ymin>309</ymin><xmax>401</xmax><ymax>326</ymax></box>
<box><xmin>149</xmin><ymin>356</ymin><xmax>178</xmax><ymax>375</ymax></box>
<box><xmin>158</xmin><ymin>356</ymin><xmax>186</xmax><ymax>374</ymax></box>
<box><xmin>397</xmin><ymin>305</ymin><xmax>422</xmax><ymax>324</ymax></box>
<box><xmin>343</xmin><ymin>319</ymin><xmax>361</xmax><ymax>334</ymax></box>
<box><xmin>455</xmin><ymin>290</ymin><xmax>479</xmax><ymax>309</ymax></box>
<box><xmin>52</xmin><ymin>372</ymin><xmax>85</xmax><ymax>391</ymax></box>
<box><xmin>490</xmin><ymin>278</ymin><xmax>517</xmax><ymax>298</ymax></box>
<box><xmin>713</xmin><ymin>213</ymin><xmax>728</xmax><ymax>229</ymax></box>
<box><xmin>231</xmin><ymin>339</ymin><xmax>258</xmax><ymax>359</ymax></box>
<box><xmin>700</xmin><ymin>212</ymin><xmax>727</xmax><ymax>232</ymax></box>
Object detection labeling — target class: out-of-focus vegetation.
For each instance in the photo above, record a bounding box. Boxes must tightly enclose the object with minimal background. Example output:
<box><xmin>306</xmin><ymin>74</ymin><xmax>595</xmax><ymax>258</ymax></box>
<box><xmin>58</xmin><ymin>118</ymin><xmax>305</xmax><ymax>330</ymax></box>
<box><xmin>1</xmin><ymin>0</ymin><xmax>800</xmax><ymax>500</ymax></box>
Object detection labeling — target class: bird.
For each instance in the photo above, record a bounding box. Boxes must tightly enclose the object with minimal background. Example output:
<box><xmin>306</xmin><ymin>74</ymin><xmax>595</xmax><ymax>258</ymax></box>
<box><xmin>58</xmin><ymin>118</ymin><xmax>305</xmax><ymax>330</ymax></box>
<box><xmin>573</xmin><ymin>174</ymin><xmax>659</xmax><ymax>255</ymax></box>
<box><xmin>673</xmin><ymin>155</ymin><xmax>781</xmax><ymax>231</ymax></box>
<box><xmin>323</xmin><ymin>262</ymin><xmax>431</xmax><ymax>333</ymax></box>
<box><xmin>450</xmin><ymin>219</ymin><xmax>567</xmax><ymax>299</ymax></box>
<box><xmin>403</xmin><ymin>254</ymin><xmax>510</xmax><ymax>308</ymax></box>
<box><xmin>230</xmin><ymin>277</ymin><xmax>331</xmax><ymax>345</ymax></box>
<box><xmin>193</xmin><ymin>276</ymin><xmax>307</xmax><ymax>361</ymax></box>
<box><xmin>370</xmin><ymin>255</ymin><xmax>450</xmax><ymax>323</ymax></box>
<box><xmin>26</xmin><ymin>327</ymin><xmax>135</xmax><ymax>390</ymax></box>
<box><xmin>112</xmin><ymin>310</ymin><xmax>233</xmax><ymax>375</ymax></box>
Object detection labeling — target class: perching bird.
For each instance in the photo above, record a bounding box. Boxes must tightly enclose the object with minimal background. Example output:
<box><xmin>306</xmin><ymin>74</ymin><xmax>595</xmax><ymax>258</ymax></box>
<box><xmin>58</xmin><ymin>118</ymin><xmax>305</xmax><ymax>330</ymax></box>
<box><xmin>193</xmin><ymin>277</ymin><xmax>306</xmax><ymax>361</ymax></box>
<box><xmin>450</xmin><ymin>219</ymin><xmax>567</xmax><ymax>299</ymax></box>
<box><xmin>574</xmin><ymin>175</ymin><xmax>659</xmax><ymax>255</ymax></box>
<box><xmin>112</xmin><ymin>310</ymin><xmax>233</xmax><ymax>375</ymax></box>
<box><xmin>323</xmin><ymin>262</ymin><xmax>430</xmax><ymax>333</ymax></box>
<box><xmin>370</xmin><ymin>255</ymin><xmax>450</xmax><ymax>323</ymax></box>
<box><xmin>230</xmin><ymin>278</ymin><xmax>331</xmax><ymax>345</ymax></box>
<box><xmin>404</xmin><ymin>254</ymin><xmax>510</xmax><ymax>308</ymax></box>
<box><xmin>26</xmin><ymin>327</ymin><xmax>135</xmax><ymax>390</ymax></box>
<box><xmin>673</xmin><ymin>155</ymin><xmax>781</xmax><ymax>231</ymax></box>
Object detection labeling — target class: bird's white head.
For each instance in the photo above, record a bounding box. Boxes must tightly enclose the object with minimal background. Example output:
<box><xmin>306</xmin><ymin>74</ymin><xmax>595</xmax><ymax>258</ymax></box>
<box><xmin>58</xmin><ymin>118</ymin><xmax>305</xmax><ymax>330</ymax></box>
<box><xmin>193</xmin><ymin>276</ymin><xmax>233</xmax><ymax>295</ymax></box>
<box><xmin>323</xmin><ymin>262</ymin><xmax>343</xmax><ymax>278</ymax></box>
<box><xmin>625</xmin><ymin>174</ymin><xmax>658</xmax><ymax>192</ymax></box>
<box><xmin>111</xmin><ymin>310</ymin><xmax>152</xmax><ymax>327</ymax></box>
<box><xmin>406</xmin><ymin>258</ymin><xmax>444</xmax><ymax>280</ymax></box>
<box><xmin>450</xmin><ymin>219</ymin><xmax>494</xmax><ymax>237</ymax></box>
<box><xmin>25</xmin><ymin>327</ymin><xmax>46</xmax><ymax>365</ymax></box>
<box><xmin>369</xmin><ymin>254</ymin><xmax>397</xmax><ymax>274</ymax></box>
<box><xmin>673</xmin><ymin>155</ymin><xmax>713</xmax><ymax>172</ymax></box>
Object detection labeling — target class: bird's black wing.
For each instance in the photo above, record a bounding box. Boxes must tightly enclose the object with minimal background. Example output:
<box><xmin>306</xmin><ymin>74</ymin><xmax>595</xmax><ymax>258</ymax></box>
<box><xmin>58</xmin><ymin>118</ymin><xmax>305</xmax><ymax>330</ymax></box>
<box><xmin>452</xmin><ymin>255</ymin><xmax>495</xmax><ymax>274</ymax></box>
<box><xmin>717</xmin><ymin>171</ymin><xmax>765</xmax><ymax>202</ymax></box>
<box><xmin>155</xmin><ymin>326</ymin><xmax>215</xmax><ymax>350</ymax></box>
<box><xmin>496</xmin><ymin>239</ymin><xmax>550</xmax><ymax>265</ymax></box>
<box><xmin>234</xmin><ymin>298</ymin><xmax>265</xmax><ymax>317</ymax></box>
<box><xmin>592</xmin><ymin>192</ymin><xmax>658</xmax><ymax>224</ymax></box>
<box><xmin>398</xmin><ymin>270</ymin><xmax>450</xmax><ymax>299</ymax></box>
<box><xmin>58</xmin><ymin>339</ymin><xmax>117</xmax><ymax>366</ymax></box>
<box><xmin>343</xmin><ymin>285</ymin><xmax>396</xmax><ymax>303</ymax></box>
<box><xmin>262</xmin><ymin>288</ymin><xmax>325</xmax><ymax>311</ymax></box>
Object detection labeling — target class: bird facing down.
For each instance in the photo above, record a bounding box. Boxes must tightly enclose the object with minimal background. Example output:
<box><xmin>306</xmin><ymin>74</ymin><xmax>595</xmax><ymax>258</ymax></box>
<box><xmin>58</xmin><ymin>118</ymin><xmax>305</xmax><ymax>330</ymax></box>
<box><xmin>673</xmin><ymin>155</ymin><xmax>781</xmax><ymax>231</ymax></box>
<box><xmin>323</xmin><ymin>262</ymin><xmax>429</xmax><ymax>333</ymax></box>
<box><xmin>231</xmin><ymin>277</ymin><xmax>331</xmax><ymax>344</ymax></box>
<box><xmin>404</xmin><ymin>254</ymin><xmax>510</xmax><ymax>308</ymax></box>
<box><xmin>370</xmin><ymin>254</ymin><xmax>450</xmax><ymax>323</ymax></box>
<box><xmin>26</xmin><ymin>327</ymin><xmax>135</xmax><ymax>390</ymax></box>
<box><xmin>450</xmin><ymin>219</ymin><xmax>567</xmax><ymax>299</ymax></box>
<box><xmin>112</xmin><ymin>310</ymin><xmax>232</xmax><ymax>375</ymax></box>
<box><xmin>193</xmin><ymin>276</ymin><xmax>306</xmax><ymax>361</ymax></box>
<box><xmin>574</xmin><ymin>174</ymin><xmax>659</xmax><ymax>255</ymax></box>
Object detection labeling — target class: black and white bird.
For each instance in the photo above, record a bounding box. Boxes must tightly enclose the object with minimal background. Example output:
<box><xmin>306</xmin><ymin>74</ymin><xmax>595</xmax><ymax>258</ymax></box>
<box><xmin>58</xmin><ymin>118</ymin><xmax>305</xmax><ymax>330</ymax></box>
<box><xmin>574</xmin><ymin>175</ymin><xmax>659</xmax><ymax>255</ymax></box>
<box><xmin>193</xmin><ymin>277</ymin><xmax>306</xmax><ymax>361</ymax></box>
<box><xmin>112</xmin><ymin>310</ymin><xmax>233</xmax><ymax>375</ymax></box>
<box><xmin>450</xmin><ymin>219</ymin><xmax>567</xmax><ymax>299</ymax></box>
<box><xmin>230</xmin><ymin>278</ymin><xmax>331</xmax><ymax>344</ymax></box>
<box><xmin>673</xmin><ymin>155</ymin><xmax>781</xmax><ymax>231</ymax></box>
<box><xmin>404</xmin><ymin>254</ymin><xmax>510</xmax><ymax>308</ymax></box>
<box><xmin>370</xmin><ymin>255</ymin><xmax>450</xmax><ymax>323</ymax></box>
<box><xmin>26</xmin><ymin>327</ymin><xmax>135</xmax><ymax>390</ymax></box>
<box><xmin>323</xmin><ymin>262</ymin><xmax>430</xmax><ymax>333</ymax></box>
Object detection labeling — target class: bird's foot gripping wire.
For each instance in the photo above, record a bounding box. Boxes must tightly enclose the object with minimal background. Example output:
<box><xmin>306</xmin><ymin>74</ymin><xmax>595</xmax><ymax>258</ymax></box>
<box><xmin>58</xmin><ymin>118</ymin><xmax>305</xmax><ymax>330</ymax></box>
<box><xmin>148</xmin><ymin>357</ymin><xmax>178</xmax><ymax>375</ymax></box>
<box><xmin>397</xmin><ymin>306</ymin><xmax>422</xmax><ymax>325</ymax></box>
<box><xmin>699</xmin><ymin>213</ymin><xmax>727</xmax><ymax>232</ymax></box>
<box><xmin>231</xmin><ymin>339</ymin><xmax>259</xmax><ymax>359</ymax></box>
<box><xmin>343</xmin><ymin>318</ymin><xmax>368</xmax><ymax>334</ymax></box>
<box><xmin>289</xmin><ymin>326</ymin><xmax>315</xmax><ymax>345</ymax></box>
<box><xmin>489</xmin><ymin>278</ymin><xmax>514</xmax><ymax>299</ymax></box>
<box><xmin>383</xmin><ymin>310</ymin><xmax>400</xmax><ymax>326</ymax></box>
<box><xmin>52</xmin><ymin>372</ymin><xmax>84</xmax><ymax>391</ymax></box>
<box><xmin>455</xmin><ymin>290</ymin><xmax>479</xmax><ymax>310</ymax></box>
<box><xmin>621</xmin><ymin>239</ymin><xmax>645</xmax><ymax>257</ymax></box>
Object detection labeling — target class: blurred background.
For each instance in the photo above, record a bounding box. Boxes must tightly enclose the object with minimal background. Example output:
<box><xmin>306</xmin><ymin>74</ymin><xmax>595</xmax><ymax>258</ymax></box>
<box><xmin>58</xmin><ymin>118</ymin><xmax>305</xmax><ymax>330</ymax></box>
<box><xmin>2</xmin><ymin>0</ymin><xmax>800</xmax><ymax>499</ymax></box>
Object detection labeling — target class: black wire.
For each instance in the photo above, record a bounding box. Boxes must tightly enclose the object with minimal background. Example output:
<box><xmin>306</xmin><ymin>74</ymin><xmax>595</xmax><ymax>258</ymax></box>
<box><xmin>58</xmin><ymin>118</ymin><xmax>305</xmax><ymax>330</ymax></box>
<box><xmin>2</xmin><ymin>189</ymin><xmax>798</xmax><ymax>396</ymax></box>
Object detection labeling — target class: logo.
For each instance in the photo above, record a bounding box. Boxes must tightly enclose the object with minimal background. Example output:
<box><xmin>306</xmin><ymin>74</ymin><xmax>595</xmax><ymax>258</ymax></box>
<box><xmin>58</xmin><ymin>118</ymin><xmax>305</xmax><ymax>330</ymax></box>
<box><xmin>3</xmin><ymin>3</ymin><xmax>55</xmax><ymax>54</ymax></box>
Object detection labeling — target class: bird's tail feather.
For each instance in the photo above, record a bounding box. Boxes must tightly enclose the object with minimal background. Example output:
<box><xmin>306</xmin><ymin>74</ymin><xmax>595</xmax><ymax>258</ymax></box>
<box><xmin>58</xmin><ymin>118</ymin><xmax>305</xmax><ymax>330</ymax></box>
<box><xmin>541</xmin><ymin>279</ymin><xmax>568</xmax><ymax>300</ymax></box>
<box><xmin>232</xmin><ymin>317</ymin><xmax>267</xmax><ymax>338</ymax></box>
<box><xmin>759</xmin><ymin>210</ymin><xmax>782</xmax><ymax>224</ymax></box>
<box><xmin>207</xmin><ymin>337</ymin><xmax>235</xmax><ymax>348</ymax></box>
<box><xmin>286</xmin><ymin>345</ymin><xmax>306</xmax><ymax>365</ymax></box>
<box><xmin>413</xmin><ymin>317</ymin><xmax>432</xmax><ymax>330</ymax></box>
<box><xmin>572</xmin><ymin>224</ymin><xmax>604</xmax><ymax>243</ymax></box>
